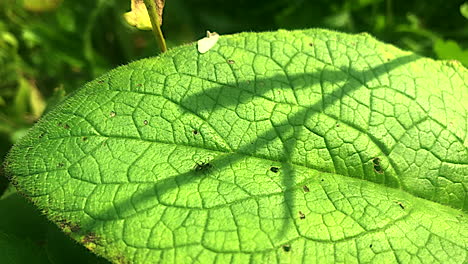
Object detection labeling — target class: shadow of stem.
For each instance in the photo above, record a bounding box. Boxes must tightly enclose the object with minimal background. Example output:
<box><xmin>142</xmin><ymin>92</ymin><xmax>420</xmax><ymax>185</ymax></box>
<box><xmin>79</xmin><ymin>54</ymin><xmax>419</xmax><ymax>250</ymax></box>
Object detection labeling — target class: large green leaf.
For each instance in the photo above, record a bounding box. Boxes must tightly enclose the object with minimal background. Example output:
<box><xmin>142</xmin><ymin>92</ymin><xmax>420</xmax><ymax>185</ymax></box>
<box><xmin>5</xmin><ymin>29</ymin><xmax>468</xmax><ymax>263</ymax></box>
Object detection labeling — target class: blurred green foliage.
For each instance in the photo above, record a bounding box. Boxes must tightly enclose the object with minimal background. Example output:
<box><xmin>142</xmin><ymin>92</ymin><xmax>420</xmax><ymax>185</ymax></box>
<box><xmin>0</xmin><ymin>0</ymin><xmax>467</xmax><ymax>261</ymax></box>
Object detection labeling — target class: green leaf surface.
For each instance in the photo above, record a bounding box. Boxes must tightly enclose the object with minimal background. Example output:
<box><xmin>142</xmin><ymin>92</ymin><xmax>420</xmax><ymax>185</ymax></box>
<box><xmin>5</xmin><ymin>29</ymin><xmax>468</xmax><ymax>263</ymax></box>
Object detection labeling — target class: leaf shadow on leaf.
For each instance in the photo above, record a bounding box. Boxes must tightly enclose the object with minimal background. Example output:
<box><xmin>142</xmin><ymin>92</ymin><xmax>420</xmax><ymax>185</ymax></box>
<box><xmin>79</xmin><ymin>54</ymin><xmax>419</xmax><ymax>249</ymax></box>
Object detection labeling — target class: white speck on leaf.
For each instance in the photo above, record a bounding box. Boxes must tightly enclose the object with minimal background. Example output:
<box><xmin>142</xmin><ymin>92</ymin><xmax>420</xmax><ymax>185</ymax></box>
<box><xmin>197</xmin><ymin>31</ymin><xmax>219</xmax><ymax>54</ymax></box>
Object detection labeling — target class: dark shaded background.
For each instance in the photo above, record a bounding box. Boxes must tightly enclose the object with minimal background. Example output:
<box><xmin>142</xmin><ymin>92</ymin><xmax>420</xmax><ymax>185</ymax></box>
<box><xmin>0</xmin><ymin>0</ymin><xmax>467</xmax><ymax>262</ymax></box>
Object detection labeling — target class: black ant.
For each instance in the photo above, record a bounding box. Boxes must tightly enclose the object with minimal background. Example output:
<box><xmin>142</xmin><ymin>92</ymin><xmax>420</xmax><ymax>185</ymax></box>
<box><xmin>193</xmin><ymin>161</ymin><xmax>213</xmax><ymax>172</ymax></box>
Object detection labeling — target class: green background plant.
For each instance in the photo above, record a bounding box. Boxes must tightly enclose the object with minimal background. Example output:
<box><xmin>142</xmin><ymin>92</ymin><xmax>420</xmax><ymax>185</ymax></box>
<box><xmin>1</xmin><ymin>0</ymin><xmax>467</xmax><ymax>263</ymax></box>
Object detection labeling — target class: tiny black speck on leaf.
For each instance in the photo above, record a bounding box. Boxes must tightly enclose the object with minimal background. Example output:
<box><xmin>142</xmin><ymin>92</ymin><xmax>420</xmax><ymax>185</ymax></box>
<box><xmin>193</xmin><ymin>129</ymin><xmax>198</xmax><ymax>135</ymax></box>
<box><xmin>98</xmin><ymin>80</ymin><xmax>104</xmax><ymax>84</ymax></box>
<box><xmin>397</xmin><ymin>201</ymin><xmax>405</xmax><ymax>209</ymax></box>
<box><xmin>373</xmin><ymin>157</ymin><xmax>384</xmax><ymax>173</ymax></box>
<box><xmin>63</xmin><ymin>124</ymin><xmax>70</xmax><ymax>129</ymax></box>
<box><xmin>270</xmin><ymin>166</ymin><xmax>279</xmax><ymax>173</ymax></box>
<box><xmin>299</xmin><ymin>211</ymin><xmax>305</xmax><ymax>219</ymax></box>
<box><xmin>309</xmin><ymin>42</ymin><xmax>313</xmax><ymax>46</ymax></box>
<box><xmin>57</xmin><ymin>163</ymin><xmax>64</xmax><ymax>168</ymax></box>
<box><xmin>82</xmin><ymin>136</ymin><xmax>88</xmax><ymax>141</ymax></box>
<box><xmin>369</xmin><ymin>244</ymin><xmax>373</xmax><ymax>248</ymax></box>
<box><xmin>143</xmin><ymin>120</ymin><xmax>149</xmax><ymax>125</ymax></box>
<box><xmin>282</xmin><ymin>245</ymin><xmax>291</xmax><ymax>252</ymax></box>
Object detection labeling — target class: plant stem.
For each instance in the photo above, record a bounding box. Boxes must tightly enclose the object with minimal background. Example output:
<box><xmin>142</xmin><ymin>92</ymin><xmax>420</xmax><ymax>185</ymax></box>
<box><xmin>143</xmin><ymin>0</ymin><xmax>167</xmax><ymax>53</ymax></box>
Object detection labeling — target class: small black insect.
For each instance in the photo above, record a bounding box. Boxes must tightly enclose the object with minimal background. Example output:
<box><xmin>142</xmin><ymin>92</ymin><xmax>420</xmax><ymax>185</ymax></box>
<box><xmin>194</xmin><ymin>161</ymin><xmax>213</xmax><ymax>172</ymax></box>
<box><xmin>270</xmin><ymin>166</ymin><xmax>280</xmax><ymax>173</ymax></box>
<box><xmin>299</xmin><ymin>211</ymin><xmax>306</xmax><ymax>219</ymax></box>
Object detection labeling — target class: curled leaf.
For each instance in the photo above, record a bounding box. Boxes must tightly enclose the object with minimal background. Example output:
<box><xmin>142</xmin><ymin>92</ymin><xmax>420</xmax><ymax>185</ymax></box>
<box><xmin>124</xmin><ymin>0</ymin><xmax>164</xmax><ymax>30</ymax></box>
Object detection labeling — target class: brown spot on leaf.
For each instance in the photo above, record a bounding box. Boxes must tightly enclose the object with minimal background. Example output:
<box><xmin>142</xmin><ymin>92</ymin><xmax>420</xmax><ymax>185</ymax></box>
<box><xmin>63</xmin><ymin>124</ymin><xmax>70</xmax><ymax>129</ymax></box>
<box><xmin>136</xmin><ymin>83</ymin><xmax>142</xmax><ymax>87</ymax></box>
<box><xmin>98</xmin><ymin>80</ymin><xmax>104</xmax><ymax>84</ymax></box>
<box><xmin>58</xmin><ymin>219</ymin><xmax>81</xmax><ymax>233</ymax></box>
<box><xmin>303</xmin><ymin>185</ymin><xmax>310</xmax><ymax>192</ymax></box>
<box><xmin>82</xmin><ymin>232</ymin><xmax>100</xmax><ymax>246</ymax></box>
<box><xmin>114</xmin><ymin>255</ymin><xmax>130</xmax><ymax>264</ymax></box>
<box><xmin>227</xmin><ymin>59</ymin><xmax>235</xmax><ymax>64</ymax></box>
